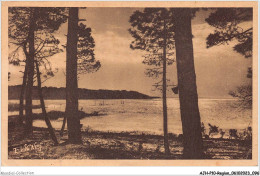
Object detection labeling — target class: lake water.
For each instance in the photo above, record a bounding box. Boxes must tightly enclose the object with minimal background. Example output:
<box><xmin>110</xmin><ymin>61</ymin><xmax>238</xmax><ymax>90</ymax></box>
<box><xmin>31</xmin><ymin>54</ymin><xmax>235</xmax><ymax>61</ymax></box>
<box><xmin>9</xmin><ymin>98</ymin><xmax>252</xmax><ymax>136</ymax></box>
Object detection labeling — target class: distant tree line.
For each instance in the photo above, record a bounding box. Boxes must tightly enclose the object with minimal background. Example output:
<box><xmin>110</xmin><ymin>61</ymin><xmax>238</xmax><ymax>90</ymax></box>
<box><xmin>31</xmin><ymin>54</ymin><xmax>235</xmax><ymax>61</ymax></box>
<box><xmin>8</xmin><ymin>85</ymin><xmax>155</xmax><ymax>100</ymax></box>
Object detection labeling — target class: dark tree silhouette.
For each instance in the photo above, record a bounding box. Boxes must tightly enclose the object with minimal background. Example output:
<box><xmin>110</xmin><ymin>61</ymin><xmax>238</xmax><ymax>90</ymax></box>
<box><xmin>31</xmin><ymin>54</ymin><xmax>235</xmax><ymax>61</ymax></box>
<box><xmin>229</xmin><ymin>85</ymin><xmax>252</xmax><ymax>108</ymax></box>
<box><xmin>206</xmin><ymin>8</ymin><xmax>253</xmax><ymax>107</ymax></box>
<box><xmin>206</xmin><ymin>8</ymin><xmax>252</xmax><ymax>58</ymax></box>
<box><xmin>9</xmin><ymin>7</ymin><xmax>67</xmax><ymax>135</ymax></box>
<box><xmin>173</xmin><ymin>8</ymin><xmax>203</xmax><ymax>159</ymax></box>
<box><xmin>65</xmin><ymin>7</ymin><xmax>81</xmax><ymax>143</ymax></box>
<box><xmin>13</xmin><ymin>31</ymin><xmax>62</xmax><ymax>143</ymax></box>
<box><xmin>77</xmin><ymin>23</ymin><xmax>101</xmax><ymax>75</ymax></box>
<box><xmin>60</xmin><ymin>10</ymin><xmax>101</xmax><ymax>138</ymax></box>
<box><xmin>35</xmin><ymin>60</ymin><xmax>59</xmax><ymax>145</ymax></box>
<box><xmin>129</xmin><ymin>8</ymin><xmax>175</xmax><ymax>155</ymax></box>
<box><xmin>24</xmin><ymin>8</ymin><xmax>37</xmax><ymax>135</ymax></box>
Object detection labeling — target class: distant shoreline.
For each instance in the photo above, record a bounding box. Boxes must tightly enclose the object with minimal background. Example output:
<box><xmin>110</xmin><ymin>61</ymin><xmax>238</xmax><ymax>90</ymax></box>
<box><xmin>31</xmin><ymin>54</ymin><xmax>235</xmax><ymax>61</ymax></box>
<box><xmin>8</xmin><ymin>85</ymin><xmax>235</xmax><ymax>100</ymax></box>
<box><xmin>8</xmin><ymin>85</ymin><xmax>158</xmax><ymax>100</ymax></box>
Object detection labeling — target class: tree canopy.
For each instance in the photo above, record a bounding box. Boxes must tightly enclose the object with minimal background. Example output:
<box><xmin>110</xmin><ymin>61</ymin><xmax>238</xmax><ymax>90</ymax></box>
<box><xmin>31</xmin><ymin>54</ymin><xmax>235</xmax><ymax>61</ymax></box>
<box><xmin>9</xmin><ymin>7</ymin><xmax>67</xmax><ymax>45</ymax></box>
<box><xmin>77</xmin><ymin>23</ymin><xmax>101</xmax><ymax>75</ymax></box>
<box><xmin>8</xmin><ymin>7</ymin><xmax>67</xmax><ymax>79</ymax></box>
<box><xmin>206</xmin><ymin>8</ymin><xmax>253</xmax><ymax>107</ymax></box>
<box><xmin>129</xmin><ymin>8</ymin><xmax>177</xmax><ymax>154</ymax></box>
<box><xmin>129</xmin><ymin>8</ymin><xmax>175</xmax><ymax>90</ymax></box>
<box><xmin>206</xmin><ymin>8</ymin><xmax>253</xmax><ymax>58</ymax></box>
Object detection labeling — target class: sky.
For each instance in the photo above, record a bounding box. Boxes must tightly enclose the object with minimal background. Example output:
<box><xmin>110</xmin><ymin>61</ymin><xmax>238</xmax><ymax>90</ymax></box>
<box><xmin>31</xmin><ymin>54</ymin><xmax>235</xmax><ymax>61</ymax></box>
<box><xmin>8</xmin><ymin>8</ymin><xmax>252</xmax><ymax>98</ymax></box>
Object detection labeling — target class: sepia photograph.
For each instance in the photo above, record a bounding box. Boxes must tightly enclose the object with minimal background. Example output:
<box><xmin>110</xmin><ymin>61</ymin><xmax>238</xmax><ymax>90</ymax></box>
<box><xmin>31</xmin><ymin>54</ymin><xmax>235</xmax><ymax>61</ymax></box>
<box><xmin>1</xmin><ymin>1</ymin><xmax>258</xmax><ymax>167</ymax></box>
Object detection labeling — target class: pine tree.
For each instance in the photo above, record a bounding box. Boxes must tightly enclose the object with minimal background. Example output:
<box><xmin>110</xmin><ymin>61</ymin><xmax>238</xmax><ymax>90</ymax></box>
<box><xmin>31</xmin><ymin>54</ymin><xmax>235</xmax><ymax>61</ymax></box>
<box><xmin>173</xmin><ymin>8</ymin><xmax>203</xmax><ymax>159</ymax></box>
<box><xmin>65</xmin><ymin>7</ymin><xmax>81</xmax><ymax>143</ymax></box>
<box><xmin>206</xmin><ymin>8</ymin><xmax>252</xmax><ymax>58</ymax></box>
<box><xmin>60</xmin><ymin>9</ymin><xmax>101</xmax><ymax>138</ymax></box>
<box><xmin>206</xmin><ymin>8</ymin><xmax>253</xmax><ymax>107</ymax></box>
<box><xmin>129</xmin><ymin>8</ymin><xmax>175</xmax><ymax>155</ymax></box>
<box><xmin>9</xmin><ymin>7</ymin><xmax>67</xmax><ymax>135</ymax></box>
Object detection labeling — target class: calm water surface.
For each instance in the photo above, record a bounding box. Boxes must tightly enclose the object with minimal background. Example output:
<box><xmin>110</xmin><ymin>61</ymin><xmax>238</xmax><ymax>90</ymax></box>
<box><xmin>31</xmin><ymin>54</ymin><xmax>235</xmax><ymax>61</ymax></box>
<box><xmin>9</xmin><ymin>98</ymin><xmax>252</xmax><ymax>136</ymax></box>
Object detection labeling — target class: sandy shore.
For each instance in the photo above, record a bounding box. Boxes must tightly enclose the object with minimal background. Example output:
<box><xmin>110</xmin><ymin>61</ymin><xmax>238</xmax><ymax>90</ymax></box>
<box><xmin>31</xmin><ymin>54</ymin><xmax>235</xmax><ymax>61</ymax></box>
<box><xmin>8</xmin><ymin>125</ymin><xmax>252</xmax><ymax>159</ymax></box>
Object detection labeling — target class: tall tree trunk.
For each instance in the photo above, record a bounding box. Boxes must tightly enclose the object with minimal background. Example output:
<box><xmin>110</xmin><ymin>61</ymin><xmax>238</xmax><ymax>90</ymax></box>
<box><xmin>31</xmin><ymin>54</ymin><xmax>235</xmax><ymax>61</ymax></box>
<box><xmin>35</xmin><ymin>61</ymin><xmax>59</xmax><ymax>145</ymax></box>
<box><xmin>19</xmin><ymin>59</ymin><xmax>28</xmax><ymax>124</ymax></box>
<box><xmin>25</xmin><ymin>8</ymin><xmax>36</xmax><ymax>135</ymax></box>
<box><xmin>162</xmin><ymin>19</ymin><xmax>170</xmax><ymax>155</ymax></box>
<box><xmin>65</xmin><ymin>7</ymin><xmax>81</xmax><ymax>144</ymax></box>
<box><xmin>174</xmin><ymin>8</ymin><xmax>203</xmax><ymax>159</ymax></box>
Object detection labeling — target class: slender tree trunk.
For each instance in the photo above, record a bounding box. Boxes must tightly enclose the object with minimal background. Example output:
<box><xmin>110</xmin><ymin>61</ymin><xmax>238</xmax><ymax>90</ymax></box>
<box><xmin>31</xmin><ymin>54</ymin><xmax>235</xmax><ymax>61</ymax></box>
<box><xmin>65</xmin><ymin>7</ymin><xmax>81</xmax><ymax>144</ymax></box>
<box><xmin>60</xmin><ymin>116</ymin><xmax>66</xmax><ymax>137</ymax></box>
<box><xmin>19</xmin><ymin>60</ymin><xmax>28</xmax><ymax>124</ymax></box>
<box><xmin>174</xmin><ymin>8</ymin><xmax>203</xmax><ymax>159</ymax></box>
<box><xmin>162</xmin><ymin>19</ymin><xmax>170</xmax><ymax>155</ymax></box>
<box><xmin>35</xmin><ymin>61</ymin><xmax>59</xmax><ymax>145</ymax></box>
<box><xmin>25</xmin><ymin>8</ymin><xmax>36</xmax><ymax>135</ymax></box>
